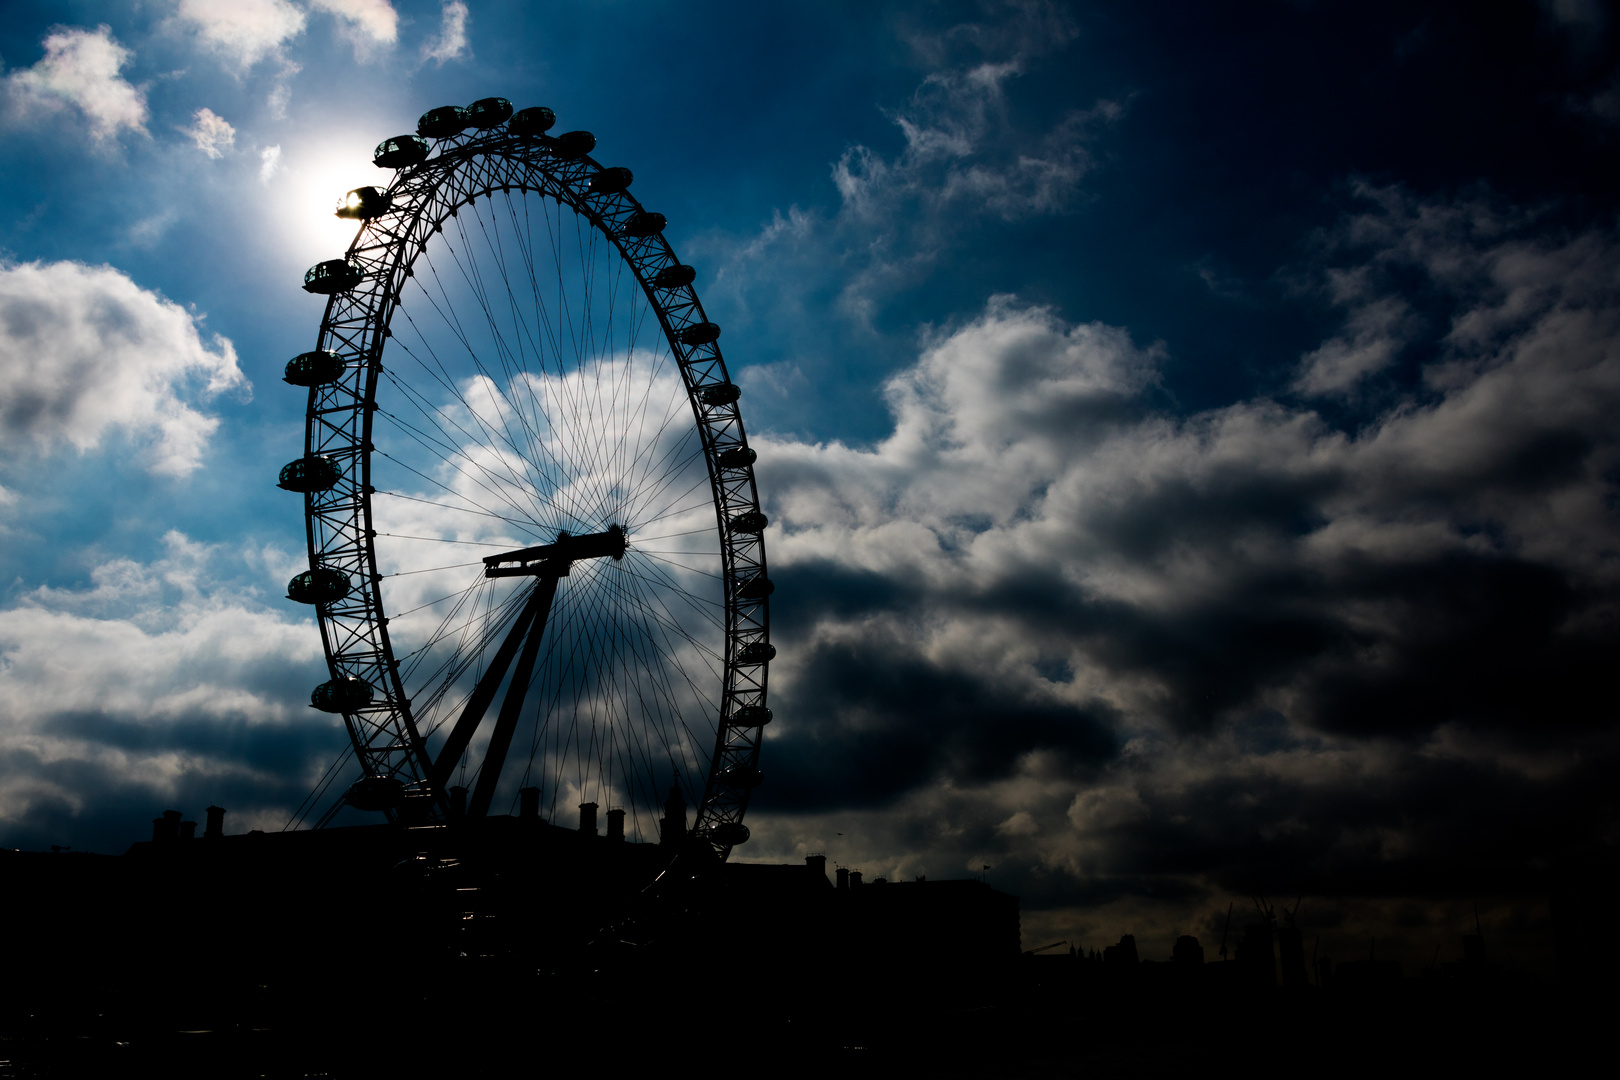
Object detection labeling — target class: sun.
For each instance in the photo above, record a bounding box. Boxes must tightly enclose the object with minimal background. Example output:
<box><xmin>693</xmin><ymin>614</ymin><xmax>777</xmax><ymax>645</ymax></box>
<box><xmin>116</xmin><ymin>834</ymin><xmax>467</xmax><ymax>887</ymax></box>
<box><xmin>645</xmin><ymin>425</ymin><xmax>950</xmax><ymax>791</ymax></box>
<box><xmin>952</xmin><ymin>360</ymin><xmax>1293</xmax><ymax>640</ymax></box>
<box><xmin>261</xmin><ymin>130</ymin><xmax>386</xmax><ymax>267</ymax></box>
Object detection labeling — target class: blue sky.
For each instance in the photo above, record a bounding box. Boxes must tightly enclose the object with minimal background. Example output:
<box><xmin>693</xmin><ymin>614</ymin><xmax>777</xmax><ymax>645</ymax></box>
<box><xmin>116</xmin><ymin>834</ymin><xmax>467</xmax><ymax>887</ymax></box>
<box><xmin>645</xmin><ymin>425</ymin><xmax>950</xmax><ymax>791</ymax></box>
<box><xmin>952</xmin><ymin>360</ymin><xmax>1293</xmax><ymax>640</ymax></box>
<box><xmin>2</xmin><ymin>0</ymin><xmax>1618</xmax><ymax>968</ymax></box>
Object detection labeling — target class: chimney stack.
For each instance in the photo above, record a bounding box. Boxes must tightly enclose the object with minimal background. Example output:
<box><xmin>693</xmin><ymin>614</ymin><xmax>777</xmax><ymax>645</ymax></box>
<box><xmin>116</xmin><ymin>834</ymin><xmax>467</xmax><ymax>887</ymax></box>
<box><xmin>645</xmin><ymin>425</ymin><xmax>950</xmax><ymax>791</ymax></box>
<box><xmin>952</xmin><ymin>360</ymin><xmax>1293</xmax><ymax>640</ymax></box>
<box><xmin>606</xmin><ymin>807</ymin><xmax>625</xmax><ymax>842</ymax></box>
<box><xmin>519</xmin><ymin>787</ymin><xmax>540</xmax><ymax>820</ymax></box>
<box><xmin>579</xmin><ymin>801</ymin><xmax>598</xmax><ymax>835</ymax></box>
<box><xmin>659</xmin><ymin>778</ymin><xmax>687</xmax><ymax>848</ymax></box>
<box><xmin>152</xmin><ymin>810</ymin><xmax>182</xmax><ymax>843</ymax></box>
<box><xmin>850</xmin><ymin>870</ymin><xmax>863</xmax><ymax>887</ymax></box>
<box><xmin>836</xmin><ymin>866</ymin><xmax>849</xmax><ymax>890</ymax></box>
<box><xmin>449</xmin><ymin>786</ymin><xmax>467</xmax><ymax>819</ymax></box>
<box><xmin>204</xmin><ymin>806</ymin><xmax>225</xmax><ymax>839</ymax></box>
<box><xmin>806</xmin><ymin>853</ymin><xmax>827</xmax><ymax>883</ymax></box>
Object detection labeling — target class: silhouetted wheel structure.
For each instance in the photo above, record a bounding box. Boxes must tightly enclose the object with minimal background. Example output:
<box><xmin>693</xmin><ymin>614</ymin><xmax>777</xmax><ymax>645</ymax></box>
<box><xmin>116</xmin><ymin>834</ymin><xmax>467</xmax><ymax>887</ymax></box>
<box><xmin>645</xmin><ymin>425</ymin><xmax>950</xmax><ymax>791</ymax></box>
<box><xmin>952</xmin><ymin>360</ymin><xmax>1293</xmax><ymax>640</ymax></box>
<box><xmin>280</xmin><ymin>99</ymin><xmax>770</xmax><ymax>856</ymax></box>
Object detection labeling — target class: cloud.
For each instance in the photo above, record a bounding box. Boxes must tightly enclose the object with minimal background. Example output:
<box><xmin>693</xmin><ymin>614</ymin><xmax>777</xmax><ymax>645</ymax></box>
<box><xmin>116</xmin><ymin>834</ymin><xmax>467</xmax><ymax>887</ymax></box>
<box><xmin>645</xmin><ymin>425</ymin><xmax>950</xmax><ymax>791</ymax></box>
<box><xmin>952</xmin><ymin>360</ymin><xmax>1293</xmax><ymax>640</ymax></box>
<box><xmin>259</xmin><ymin>143</ymin><xmax>282</xmax><ymax>183</ymax></box>
<box><xmin>0</xmin><ymin>533</ymin><xmax>335</xmax><ymax>850</ymax></box>
<box><xmin>311</xmin><ymin>0</ymin><xmax>399</xmax><ymax>57</ymax></box>
<box><xmin>0</xmin><ymin>260</ymin><xmax>248</xmax><ymax>476</ymax></box>
<box><xmin>740</xmin><ymin>185</ymin><xmax>1620</xmax><ymax>945</ymax></box>
<box><xmin>693</xmin><ymin>8</ymin><xmax>1119</xmax><ymax>345</ymax></box>
<box><xmin>421</xmin><ymin>1</ymin><xmax>470</xmax><ymax>65</ymax></box>
<box><xmin>174</xmin><ymin>0</ymin><xmax>306</xmax><ymax>71</ymax></box>
<box><xmin>2</xmin><ymin>25</ymin><xmax>147</xmax><ymax>141</ymax></box>
<box><xmin>180</xmin><ymin>106</ymin><xmax>234</xmax><ymax>158</ymax></box>
<box><xmin>834</xmin><ymin>64</ymin><xmax>1117</xmax><ymax>224</ymax></box>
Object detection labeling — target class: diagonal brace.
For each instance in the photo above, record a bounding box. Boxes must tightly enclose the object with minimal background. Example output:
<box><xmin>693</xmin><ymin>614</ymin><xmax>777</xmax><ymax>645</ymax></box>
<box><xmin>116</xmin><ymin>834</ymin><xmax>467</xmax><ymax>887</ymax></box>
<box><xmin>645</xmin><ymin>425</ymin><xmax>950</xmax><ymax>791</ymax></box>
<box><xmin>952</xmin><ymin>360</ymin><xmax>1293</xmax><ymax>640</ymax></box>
<box><xmin>428</xmin><ymin>583</ymin><xmax>547</xmax><ymax>793</ymax></box>
<box><xmin>468</xmin><ymin>573</ymin><xmax>559</xmax><ymax>817</ymax></box>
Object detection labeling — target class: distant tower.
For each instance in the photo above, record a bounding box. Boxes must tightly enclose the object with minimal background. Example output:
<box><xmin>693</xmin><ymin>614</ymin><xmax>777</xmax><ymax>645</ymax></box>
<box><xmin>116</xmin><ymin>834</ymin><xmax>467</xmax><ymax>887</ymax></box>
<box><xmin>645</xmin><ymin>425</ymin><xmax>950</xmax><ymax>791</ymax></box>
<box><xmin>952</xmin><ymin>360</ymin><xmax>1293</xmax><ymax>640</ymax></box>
<box><xmin>659</xmin><ymin>776</ymin><xmax>687</xmax><ymax>847</ymax></box>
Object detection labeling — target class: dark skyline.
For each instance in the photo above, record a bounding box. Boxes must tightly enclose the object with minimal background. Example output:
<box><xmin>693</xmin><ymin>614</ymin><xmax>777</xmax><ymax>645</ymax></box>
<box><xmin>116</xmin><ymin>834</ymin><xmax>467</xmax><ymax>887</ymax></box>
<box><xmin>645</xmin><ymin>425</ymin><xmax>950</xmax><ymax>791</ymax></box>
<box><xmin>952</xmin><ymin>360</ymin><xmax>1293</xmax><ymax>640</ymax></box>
<box><xmin>0</xmin><ymin>0</ymin><xmax>1616</xmax><ymax>972</ymax></box>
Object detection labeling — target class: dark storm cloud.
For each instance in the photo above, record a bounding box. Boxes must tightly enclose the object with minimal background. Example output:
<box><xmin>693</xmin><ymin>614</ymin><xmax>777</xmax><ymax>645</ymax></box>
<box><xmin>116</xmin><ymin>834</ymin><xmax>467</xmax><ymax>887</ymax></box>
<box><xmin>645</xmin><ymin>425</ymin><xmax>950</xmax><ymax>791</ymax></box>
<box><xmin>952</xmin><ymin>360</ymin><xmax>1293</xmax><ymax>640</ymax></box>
<box><xmin>0</xmin><ymin>533</ymin><xmax>339</xmax><ymax>850</ymax></box>
<box><xmin>744</xmin><ymin>183</ymin><xmax>1620</xmax><ymax>915</ymax></box>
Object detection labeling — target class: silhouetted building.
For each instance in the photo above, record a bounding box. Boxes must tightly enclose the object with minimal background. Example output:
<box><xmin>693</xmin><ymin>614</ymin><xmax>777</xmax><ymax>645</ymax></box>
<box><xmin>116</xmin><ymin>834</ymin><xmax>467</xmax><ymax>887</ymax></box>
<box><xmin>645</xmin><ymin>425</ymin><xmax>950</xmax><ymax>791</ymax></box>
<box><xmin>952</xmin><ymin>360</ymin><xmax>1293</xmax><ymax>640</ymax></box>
<box><xmin>1335</xmin><ymin>941</ymin><xmax>1401</xmax><ymax>991</ymax></box>
<box><xmin>1237</xmin><ymin>922</ymin><xmax>1276</xmax><ymax>988</ymax></box>
<box><xmin>1174</xmin><ymin>934</ymin><xmax>1205</xmax><ymax>965</ymax></box>
<box><xmin>659</xmin><ymin>781</ymin><xmax>686</xmax><ymax>847</ymax></box>
<box><xmin>1104</xmin><ymin>934</ymin><xmax>1140</xmax><ymax>966</ymax></box>
<box><xmin>1278</xmin><ymin>923</ymin><xmax>1307</xmax><ymax>990</ymax></box>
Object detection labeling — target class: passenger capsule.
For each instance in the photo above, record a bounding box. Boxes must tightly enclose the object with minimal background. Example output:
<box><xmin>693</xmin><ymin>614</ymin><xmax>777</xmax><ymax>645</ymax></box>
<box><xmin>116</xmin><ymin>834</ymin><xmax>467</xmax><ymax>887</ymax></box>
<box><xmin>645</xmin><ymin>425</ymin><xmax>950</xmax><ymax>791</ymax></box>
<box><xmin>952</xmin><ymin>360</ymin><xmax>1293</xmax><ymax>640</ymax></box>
<box><xmin>737</xmin><ymin>641</ymin><xmax>776</xmax><ymax>665</ymax></box>
<box><xmin>706</xmin><ymin>821</ymin><xmax>751</xmax><ymax>847</ymax></box>
<box><xmin>679</xmin><ymin>322</ymin><xmax>722</xmax><ymax>347</ymax></box>
<box><xmin>508</xmin><ymin>106</ymin><xmax>556</xmax><ymax>136</ymax></box>
<box><xmin>344</xmin><ymin>774</ymin><xmax>404</xmax><ymax>811</ymax></box>
<box><xmin>335</xmin><ymin>186</ymin><xmax>390</xmax><ymax>220</ymax></box>
<box><xmin>731</xmin><ymin>704</ymin><xmax>773</xmax><ymax>727</ymax></box>
<box><xmin>312</xmin><ymin>675</ymin><xmax>375</xmax><ymax>713</ymax></box>
<box><xmin>277</xmin><ymin>454</ymin><xmax>342</xmax><ymax>493</ymax></box>
<box><xmin>550</xmin><ymin>130</ymin><xmax>596</xmax><ymax>159</ymax></box>
<box><xmin>373</xmin><ymin>135</ymin><xmax>429</xmax><ymax>169</ymax></box>
<box><xmin>698</xmin><ymin>382</ymin><xmax>739</xmax><ymax>406</ymax></box>
<box><xmin>619</xmin><ymin>211</ymin><xmax>665</xmax><ymax>238</ymax></box>
<box><xmin>418</xmin><ymin>105</ymin><xmax>470</xmax><ymax>139</ymax></box>
<box><xmin>287</xmin><ymin>568</ymin><xmax>353</xmax><ymax>604</ymax></box>
<box><xmin>716</xmin><ymin>445</ymin><xmax>756</xmax><ymax>469</ymax></box>
<box><xmin>302</xmin><ymin>259</ymin><xmax>363</xmax><ymax>295</ymax></box>
<box><xmin>718</xmin><ymin>765</ymin><xmax>764</xmax><ymax>789</ymax></box>
<box><xmin>465</xmin><ymin>97</ymin><xmax>513</xmax><ymax>128</ymax></box>
<box><xmin>283</xmin><ymin>350</ymin><xmax>346</xmax><ymax>387</ymax></box>
<box><xmin>588</xmin><ymin>167</ymin><xmax>633</xmax><ymax>194</ymax></box>
<box><xmin>736</xmin><ymin>576</ymin><xmax>775</xmax><ymax>600</ymax></box>
<box><xmin>729</xmin><ymin>510</ymin><xmax>768</xmax><ymax>534</ymax></box>
<box><xmin>653</xmin><ymin>263</ymin><xmax>696</xmax><ymax>289</ymax></box>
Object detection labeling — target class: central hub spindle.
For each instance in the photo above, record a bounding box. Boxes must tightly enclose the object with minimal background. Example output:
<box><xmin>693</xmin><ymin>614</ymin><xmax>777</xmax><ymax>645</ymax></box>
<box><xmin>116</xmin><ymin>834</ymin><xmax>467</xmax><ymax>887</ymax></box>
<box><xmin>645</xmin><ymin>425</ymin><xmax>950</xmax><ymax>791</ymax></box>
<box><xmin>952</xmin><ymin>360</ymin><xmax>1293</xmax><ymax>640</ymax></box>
<box><xmin>483</xmin><ymin>525</ymin><xmax>627</xmax><ymax>578</ymax></box>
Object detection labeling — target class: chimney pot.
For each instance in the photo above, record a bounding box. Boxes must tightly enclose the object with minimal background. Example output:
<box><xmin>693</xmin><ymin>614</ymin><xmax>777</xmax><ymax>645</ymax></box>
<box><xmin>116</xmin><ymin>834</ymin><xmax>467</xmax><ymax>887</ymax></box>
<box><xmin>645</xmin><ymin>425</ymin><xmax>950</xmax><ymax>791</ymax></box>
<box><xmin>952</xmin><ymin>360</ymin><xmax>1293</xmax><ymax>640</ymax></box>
<box><xmin>850</xmin><ymin>870</ymin><xmax>863</xmax><ymax>887</ymax></box>
<box><xmin>152</xmin><ymin>810</ymin><xmax>182</xmax><ymax>843</ymax></box>
<box><xmin>606</xmin><ymin>807</ymin><xmax>625</xmax><ymax>842</ymax></box>
<box><xmin>806</xmin><ymin>853</ymin><xmax>827</xmax><ymax>883</ymax></box>
<box><xmin>836</xmin><ymin>866</ymin><xmax>849</xmax><ymax>890</ymax></box>
<box><xmin>579</xmin><ymin>801</ymin><xmax>598</xmax><ymax>835</ymax></box>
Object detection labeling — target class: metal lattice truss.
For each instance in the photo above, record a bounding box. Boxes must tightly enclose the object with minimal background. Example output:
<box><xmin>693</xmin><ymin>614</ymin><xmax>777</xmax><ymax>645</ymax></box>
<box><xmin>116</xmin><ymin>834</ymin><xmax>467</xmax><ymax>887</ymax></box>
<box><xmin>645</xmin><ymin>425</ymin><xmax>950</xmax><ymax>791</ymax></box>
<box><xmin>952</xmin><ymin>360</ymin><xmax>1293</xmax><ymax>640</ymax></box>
<box><xmin>300</xmin><ymin>123</ymin><xmax>768</xmax><ymax>855</ymax></box>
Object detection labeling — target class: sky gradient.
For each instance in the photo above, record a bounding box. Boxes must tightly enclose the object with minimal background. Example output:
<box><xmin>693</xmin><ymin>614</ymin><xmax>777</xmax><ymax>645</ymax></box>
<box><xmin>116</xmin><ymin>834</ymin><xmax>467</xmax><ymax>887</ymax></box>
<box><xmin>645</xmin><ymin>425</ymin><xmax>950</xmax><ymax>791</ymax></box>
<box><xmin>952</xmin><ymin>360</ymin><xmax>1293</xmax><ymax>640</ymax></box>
<box><xmin>2</xmin><ymin>0</ymin><xmax>1617</xmax><ymax>971</ymax></box>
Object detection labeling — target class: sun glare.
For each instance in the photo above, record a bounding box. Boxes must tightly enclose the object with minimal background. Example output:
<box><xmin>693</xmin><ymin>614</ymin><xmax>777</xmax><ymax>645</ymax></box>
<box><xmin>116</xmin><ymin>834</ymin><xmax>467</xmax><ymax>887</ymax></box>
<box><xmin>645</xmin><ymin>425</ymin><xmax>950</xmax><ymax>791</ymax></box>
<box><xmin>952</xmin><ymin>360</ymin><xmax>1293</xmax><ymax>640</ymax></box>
<box><xmin>268</xmin><ymin>135</ymin><xmax>381</xmax><ymax>264</ymax></box>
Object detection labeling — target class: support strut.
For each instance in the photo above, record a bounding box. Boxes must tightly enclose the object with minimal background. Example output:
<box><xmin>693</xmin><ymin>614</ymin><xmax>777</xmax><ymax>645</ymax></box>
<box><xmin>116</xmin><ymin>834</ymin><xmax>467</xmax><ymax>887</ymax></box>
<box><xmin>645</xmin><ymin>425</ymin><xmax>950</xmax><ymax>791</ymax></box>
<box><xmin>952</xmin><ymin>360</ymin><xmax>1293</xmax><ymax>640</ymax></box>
<box><xmin>427</xmin><ymin>525</ymin><xmax>625</xmax><ymax>814</ymax></box>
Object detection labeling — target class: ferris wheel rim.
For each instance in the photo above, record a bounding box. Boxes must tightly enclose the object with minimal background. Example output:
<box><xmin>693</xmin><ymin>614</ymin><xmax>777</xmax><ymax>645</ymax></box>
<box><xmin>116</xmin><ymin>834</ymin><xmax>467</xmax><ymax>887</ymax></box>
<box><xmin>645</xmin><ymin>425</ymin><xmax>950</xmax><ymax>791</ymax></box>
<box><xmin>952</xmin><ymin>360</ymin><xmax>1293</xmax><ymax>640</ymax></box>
<box><xmin>293</xmin><ymin>110</ymin><xmax>770</xmax><ymax>854</ymax></box>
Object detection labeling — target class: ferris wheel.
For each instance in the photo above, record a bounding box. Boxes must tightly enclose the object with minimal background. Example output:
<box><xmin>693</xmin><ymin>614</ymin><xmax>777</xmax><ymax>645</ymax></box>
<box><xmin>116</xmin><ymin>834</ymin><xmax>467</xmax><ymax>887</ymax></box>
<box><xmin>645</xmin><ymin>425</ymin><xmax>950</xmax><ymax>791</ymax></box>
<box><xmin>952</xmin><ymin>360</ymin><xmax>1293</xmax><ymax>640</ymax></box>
<box><xmin>278</xmin><ymin>97</ymin><xmax>770</xmax><ymax>856</ymax></box>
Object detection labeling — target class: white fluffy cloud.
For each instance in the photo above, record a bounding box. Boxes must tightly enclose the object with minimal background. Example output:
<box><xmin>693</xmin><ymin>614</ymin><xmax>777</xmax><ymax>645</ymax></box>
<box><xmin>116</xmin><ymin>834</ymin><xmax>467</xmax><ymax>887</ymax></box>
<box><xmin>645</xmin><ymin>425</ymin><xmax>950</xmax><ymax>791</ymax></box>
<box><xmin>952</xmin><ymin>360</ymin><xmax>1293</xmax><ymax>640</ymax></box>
<box><xmin>258</xmin><ymin>143</ymin><xmax>282</xmax><ymax>183</ymax></box>
<box><xmin>175</xmin><ymin>0</ymin><xmax>306</xmax><ymax>71</ymax></box>
<box><xmin>421</xmin><ymin>1</ymin><xmax>470</xmax><ymax>65</ymax></box>
<box><xmin>0</xmin><ymin>261</ymin><xmax>248</xmax><ymax>476</ymax></box>
<box><xmin>181</xmin><ymin>106</ymin><xmax>235</xmax><ymax>158</ymax></box>
<box><xmin>2</xmin><ymin>25</ymin><xmax>147</xmax><ymax>141</ymax></box>
<box><xmin>312</xmin><ymin>0</ymin><xmax>399</xmax><ymax>58</ymax></box>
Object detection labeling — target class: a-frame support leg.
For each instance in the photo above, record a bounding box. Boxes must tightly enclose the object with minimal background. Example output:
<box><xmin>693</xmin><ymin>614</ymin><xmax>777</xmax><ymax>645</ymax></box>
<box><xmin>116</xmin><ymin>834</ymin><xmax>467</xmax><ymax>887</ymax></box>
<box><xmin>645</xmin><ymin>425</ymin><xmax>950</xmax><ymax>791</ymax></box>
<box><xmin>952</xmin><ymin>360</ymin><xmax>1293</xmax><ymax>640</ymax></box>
<box><xmin>468</xmin><ymin>573</ymin><xmax>559</xmax><ymax>817</ymax></box>
<box><xmin>428</xmin><ymin>583</ymin><xmax>547</xmax><ymax>794</ymax></box>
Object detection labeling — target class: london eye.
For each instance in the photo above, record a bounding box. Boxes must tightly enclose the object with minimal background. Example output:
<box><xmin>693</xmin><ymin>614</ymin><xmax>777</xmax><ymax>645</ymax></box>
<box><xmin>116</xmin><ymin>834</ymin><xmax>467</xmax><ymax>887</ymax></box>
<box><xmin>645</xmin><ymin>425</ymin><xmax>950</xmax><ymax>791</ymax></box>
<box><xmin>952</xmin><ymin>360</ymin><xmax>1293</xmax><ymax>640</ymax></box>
<box><xmin>278</xmin><ymin>98</ymin><xmax>770</xmax><ymax>857</ymax></box>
